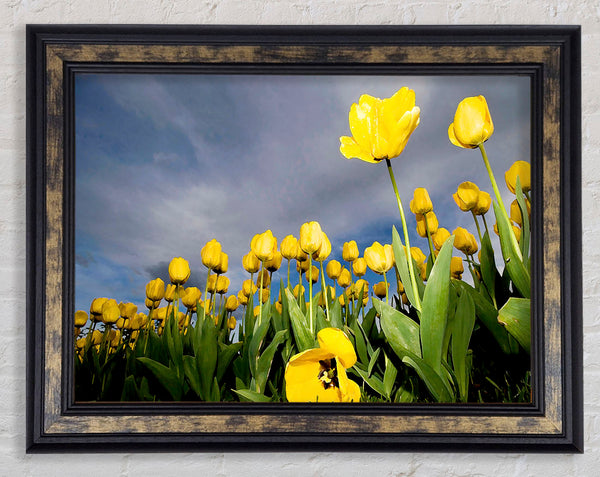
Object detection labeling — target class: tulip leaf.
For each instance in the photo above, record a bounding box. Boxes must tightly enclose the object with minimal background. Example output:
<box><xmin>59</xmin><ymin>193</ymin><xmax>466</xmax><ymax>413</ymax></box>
<box><xmin>367</xmin><ymin>347</ymin><xmax>382</xmax><ymax>377</ymax></box>
<box><xmin>401</xmin><ymin>353</ymin><xmax>454</xmax><ymax>402</ymax></box>
<box><xmin>479</xmin><ymin>231</ymin><xmax>499</xmax><ymax>306</ymax></box>
<box><xmin>329</xmin><ymin>295</ymin><xmax>344</xmax><ymax>329</ymax></box>
<box><xmin>493</xmin><ymin>202</ymin><xmax>530</xmax><ymax>298</ymax></box>
<box><xmin>497</xmin><ymin>297</ymin><xmax>531</xmax><ymax>354</ymax></box>
<box><xmin>233</xmin><ymin>388</ymin><xmax>273</xmax><ymax>402</ymax></box>
<box><xmin>451</xmin><ymin>289</ymin><xmax>476</xmax><ymax>402</ymax></box>
<box><xmin>216</xmin><ymin>341</ymin><xmax>243</xmax><ymax>383</ymax></box>
<box><xmin>515</xmin><ymin>177</ymin><xmax>530</xmax><ymax>263</ymax></box>
<box><xmin>137</xmin><ymin>357</ymin><xmax>183</xmax><ymax>401</ymax></box>
<box><xmin>348</xmin><ymin>320</ymin><xmax>368</xmax><ymax>366</ymax></box>
<box><xmin>197</xmin><ymin>317</ymin><xmax>218</xmax><ymax>400</ymax></box>
<box><xmin>383</xmin><ymin>353</ymin><xmax>398</xmax><ymax>401</ymax></box>
<box><xmin>392</xmin><ymin>225</ymin><xmax>422</xmax><ymax>313</ymax></box>
<box><xmin>420</xmin><ymin>235</ymin><xmax>454</xmax><ymax>376</ymax></box>
<box><xmin>255</xmin><ymin>330</ymin><xmax>288</xmax><ymax>394</ymax></box>
<box><xmin>284</xmin><ymin>289</ymin><xmax>316</xmax><ymax>352</ymax></box>
<box><xmin>248</xmin><ymin>312</ymin><xmax>272</xmax><ymax>378</ymax></box>
<box><xmin>183</xmin><ymin>355</ymin><xmax>202</xmax><ymax>399</ymax></box>
<box><xmin>374</xmin><ymin>298</ymin><xmax>421</xmax><ymax>358</ymax></box>
<box><xmin>352</xmin><ymin>365</ymin><xmax>386</xmax><ymax>397</ymax></box>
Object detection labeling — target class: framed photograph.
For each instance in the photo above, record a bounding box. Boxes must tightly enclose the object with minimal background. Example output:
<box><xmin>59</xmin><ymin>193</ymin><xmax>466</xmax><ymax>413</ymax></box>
<box><xmin>26</xmin><ymin>25</ymin><xmax>582</xmax><ymax>452</ymax></box>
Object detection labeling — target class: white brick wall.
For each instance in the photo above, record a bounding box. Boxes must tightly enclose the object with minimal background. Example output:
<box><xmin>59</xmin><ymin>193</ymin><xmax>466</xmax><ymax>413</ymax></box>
<box><xmin>1</xmin><ymin>0</ymin><xmax>596</xmax><ymax>474</ymax></box>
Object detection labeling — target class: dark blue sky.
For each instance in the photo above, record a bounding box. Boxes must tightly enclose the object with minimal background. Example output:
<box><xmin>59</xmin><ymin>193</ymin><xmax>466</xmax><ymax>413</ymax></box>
<box><xmin>75</xmin><ymin>73</ymin><xmax>529</xmax><ymax>313</ymax></box>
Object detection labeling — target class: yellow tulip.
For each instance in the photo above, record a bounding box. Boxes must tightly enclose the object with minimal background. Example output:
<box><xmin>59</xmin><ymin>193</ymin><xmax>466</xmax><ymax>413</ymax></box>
<box><xmin>130</xmin><ymin>313</ymin><xmax>148</xmax><ymax>330</ymax></box>
<box><xmin>227</xmin><ymin>316</ymin><xmax>237</xmax><ymax>330</ymax></box>
<box><xmin>109</xmin><ymin>329</ymin><xmax>121</xmax><ymax>348</ymax></box>
<box><xmin>512</xmin><ymin>225</ymin><xmax>522</xmax><ymax>242</ymax></box>
<box><xmin>255</xmin><ymin>269</ymin><xmax>271</xmax><ymax>289</ymax></box>
<box><xmin>260</xmin><ymin>288</ymin><xmax>270</xmax><ymax>304</ymax></box>
<box><xmin>505</xmin><ymin>160</ymin><xmax>531</xmax><ymax>194</ymax></box>
<box><xmin>216</xmin><ymin>276</ymin><xmax>230</xmax><ymax>295</ymax></box>
<box><xmin>353</xmin><ymin>279</ymin><xmax>369</xmax><ymax>299</ymax></box>
<box><xmin>448</xmin><ymin>95</ymin><xmax>494</xmax><ymax>149</ymax></box>
<box><xmin>101</xmin><ymin>299</ymin><xmax>120</xmax><ymax>325</ymax></box>
<box><xmin>364</xmin><ymin>242</ymin><xmax>394</xmax><ymax>274</ymax></box>
<box><xmin>299</xmin><ymin>221</ymin><xmax>323</xmax><ymax>255</ymax></box>
<box><xmin>251</xmin><ymin>230</ymin><xmax>277</xmax><ymax>262</ymax></box>
<box><xmin>207</xmin><ymin>274</ymin><xmax>217</xmax><ymax>293</ymax></box>
<box><xmin>453</xmin><ymin>181</ymin><xmax>480</xmax><ymax>211</ymax></box>
<box><xmin>164</xmin><ymin>284</ymin><xmax>177</xmax><ymax>302</ymax></box>
<box><xmin>242</xmin><ymin>251</ymin><xmax>260</xmax><ymax>274</ymax></box>
<box><xmin>119</xmin><ymin>302</ymin><xmax>137</xmax><ymax>320</ymax></box>
<box><xmin>450</xmin><ymin>256</ymin><xmax>464</xmax><ymax>280</ymax></box>
<box><xmin>201</xmin><ymin>239</ymin><xmax>222</xmax><ymax>270</ymax></box>
<box><xmin>214</xmin><ymin>252</ymin><xmax>229</xmax><ymax>274</ymax></box>
<box><xmin>339</xmin><ymin>87</ymin><xmax>420</xmax><ymax>163</ymax></box>
<box><xmin>280</xmin><ymin>235</ymin><xmax>299</xmax><ymax>260</ymax></box>
<box><xmin>415</xmin><ymin>211</ymin><xmax>439</xmax><ymax>238</ymax></box>
<box><xmin>342</xmin><ymin>240</ymin><xmax>359</xmax><ymax>262</ymax></box>
<box><xmin>225</xmin><ymin>295</ymin><xmax>239</xmax><ymax>312</ymax></box>
<box><xmin>296</xmin><ymin>248</ymin><xmax>309</xmax><ymax>263</ymax></box>
<box><xmin>307</xmin><ymin>265</ymin><xmax>319</xmax><ymax>284</ymax></box>
<box><xmin>275</xmin><ymin>301</ymin><xmax>283</xmax><ymax>314</ymax></box>
<box><xmin>293</xmin><ymin>284</ymin><xmax>305</xmax><ymax>299</ymax></box>
<box><xmin>242</xmin><ymin>278</ymin><xmax>257</xmax><ymax>296</ymax></box>
<box><xmin>168</xmin><ymin>257</ymin><xmax>190</xmax><ymax>285</ymax></box>
<box><xmin>74</xmin><ymin>310</ymin><xmax>88</xmax><ymax>327</ymax></box>
<box><xmin>337</xmin><ymin>267</ymin><xmax>352</xmax><ymax>288</ymax></box>
<box><xmin>409</xmin><ymin>187</ymin><xmax>433</xmax><ymax>215</ymax></box>
<box><xmin>265</xmin><ymin>250</ymin><xmax>283</xmax><ymax>272</ymax></box>
<box><xmin>352</xmin><ymin>257</ymin><xmax>367</xmax><ymax>277</ymax></box>
<box><xmin>181</xmin><ymin>287</ymin><xmax>202</xmax><ymax>309</ymax></box>
<box><xmin>474</xmin><ymin>191</ymin><xmax>492</xmax><ymax>215</ymax></box>
<box><xmin>410</xmin><ymin>247</ymin><xmax>426</xmax><ymax>268</ymax></box>
<box><xmin>326</xmin><ymin>260</ymin><xmax>342</xmax><ymax>280</ymax></box>
<box><xmin>373</xmin><ymin>281</ymin><xmax>388</xmax><ymax>299</ymax></box>
<box><xmin>312</xmin><ymin>231</ymin><xmax>331</xmax><ymax>262</ymax></box>
<box><xmin>285</xmin><ymin>328</ymin><xmax>361</xmax><ymax>402</ymax></box>
<box><xmin>90</xmin><ymin>329</ymin><xmax>104</xmax><ymax>345</ymax></box>
<box><xmin>432</xmin><ymin>227</ymin><xmax>451</xmax><ymax>251</ymax></box>
<box><xmin>145</xmin><ymin>298</ymin><xmax>158</xmax><ymax>309</ymax></box>
<box><xmin>237</xmin><ymin>289</ymin><xmax>248</xmax><ymax>306</ymax></box>
<box><xmin>453</xmin><ymin>227</ymin><xmax>478</xmax><ymax>256</ymax></box>
<box><xmin>145</xmin><ymin>278</ymin><xmax>165</xmax><ymax>301</ymax></box>
<box><xmin>318</xmin><ymin>286</ymin><xmax>336</xmax><ymax>306</ymax></box>
<box><xmin>89</xmin><ymin>297</ymin><xmax>108</xmax><ymax>320</ymax></box>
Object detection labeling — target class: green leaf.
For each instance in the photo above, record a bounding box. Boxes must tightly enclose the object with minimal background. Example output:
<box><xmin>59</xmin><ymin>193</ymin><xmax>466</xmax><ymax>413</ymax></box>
<box><xmin>515</xmin><ymin>176</ymin><xmax>530</xmax><ymax>263</ymax></box>
<box><xmin>451</xmin><ymin>290</ymin><xmax>476</xmax><ymax>402</ymax></box>
<box><xmin>493</xmin><ymin>202</ymin><xmax>530</xmax><ymax>298</ymax></box>
<box><xmin>349</xmin><ymin>320</ymin><xmax>368</xmax><ymax>365</ymax></box>
<box><xmin>248</xmin><ymin>312</ymin><xmax>272</xmax><ymax>378</ymax></box>
<box><xmin>233</xmin><ymin>389</ymin><xmax>273</xmax><ymax>402</ymax></box>
<box><xmin>255</xmin><ymin>330</ymin><xmax>288</xmax><ymax>393</ymax></box>
<box><xmin>479</xmin><ymin>231</ymin><xmax>499</xmax><ymax>306</ymax></box>
<box><xmin>402</xmin><ymin>354</ymin><xmax>454</xmax><ymax>402</ymax></box>
<box><xmin>137</xmin><ymin>357</ymin><xmax>183</xmax><ymax>400</ymax></box>
<box><xmin>216</xmin><ymin>341</ymin><xmax>243</xmax><ymax>383</ymax></box>
<box><xmin>420</xmin><ymin>235</ymin><xmax>454</xmax><ymax>376</ymax></box>
<box><xmin>284</xmin><ymin>289</ymin><xmax>315</xmax><ymax>352</ymax></box>
<box><xmin>329</xmin><ymin>294</ymin><xmax>344</xmax><ymax>329</ymax></box>
<box><xmin>383</xmin><ymin>353</ymin><xmax>398</xmax><ymax>401</ymax></box>
<box><xmin>367</xmin><ymin>347</ymin><xmax>382</xmax><ymax>377</ymax></box>
<box><xmin>374</xmin><ymin>298</ymin><xmax>421</xmax><ymax>358</ymax></box>
<box><xmin>498</xmin><ymin>297</ymin><xmax>531</xmax><ymax>353</ymax></box>
<box><xmin>183</xmin><ymin>355</ymin><xmax>202</xmax><ymax>399</ymax></box>
<box><xmin>392</xmin><ymin>225</ymin><xmax>422</xmax><ymax>312</ymax></box>
<box><xmin>352</xmin><ymin>365</ymin><xmax>386</xmax><ymax>397</ymax></box>
<box><xmin>197</xmin><ymin>317</ymin><xmax>218</xmax><ymax>400</ymax></box>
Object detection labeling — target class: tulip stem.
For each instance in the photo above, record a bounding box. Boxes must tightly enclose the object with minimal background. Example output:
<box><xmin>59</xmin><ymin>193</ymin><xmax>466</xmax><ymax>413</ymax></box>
<box><xmin>385</xmin><ymin>159</ymin><xmax>422</xmax><ymax>311</ymax></box>
<box><xmin>203</xmin><ymin>269</ymin><xmax>211</xmax><ymax>320</ymax></box>
<box><xmin>383</xmin><ymin>271</ymin><xmax>389</xmax><ymax>304</ymax></box>
<box><xmin>286</xmin><ymin>259</ymin><xmax>291</xmax><ymax>290</ymax></box>
<box><xmin>425</xmin><ymin>221</ymin><xmax>436</xmax><ymax>265</ymax></box>
<box><xmin>259</xmin><ymin>263</ymin><xmax>265</xmax><ymax>326</ymax></box>
<box><xmin>482</xmin><ymin>214</ymin><xmax>490</xmax><ymax>237</ymax></box>
<box><xmin>308</xmin><ymin>256</ymin><xmax>314</xmax><ymax>334</ymax></box>
<box><xmin>320</xmin><ymin>261</ymin><xmax>330</xmax><ymax>321</ymax></box>
<box><xmin>471</xmin><ymin>211</ymin><xmax>483</xmax><ymax>243</ymax></box>
<box><xmin>478</xmin><ymin>144</ymin><xmax>522</xmax><ymax>261</ymax></box>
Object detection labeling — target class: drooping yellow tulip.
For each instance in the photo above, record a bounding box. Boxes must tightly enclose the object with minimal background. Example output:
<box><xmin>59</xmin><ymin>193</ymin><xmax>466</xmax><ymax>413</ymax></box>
<box><xmin>373</xmin><ymin>281</ymin><xmax>388</xmax><ymax>299</ymax></box>
<box><xmin>450</xmin><ymin>256</ymin><xmax>464</xmax><ymax>280</ymax></box>
<box><xmin>237</xmin><ymin>290</ymin><xmax>248</xmax><ymax>306</ymax></box>
<box><xmin>251</xmin><ymin>230</ymin><xmax>278</xmax><ymax>262</ymax></box>
<box><xmin>285</xmin><ymin>328</ymin><xmax>361</xmax><ymax>402</ymax></box>
<box><xmin>352</xmin><ymin>257</ymin><xmax>367</xmax><ymax>277</ymax></box>
<box><xmin>242</xmin><ymin>251</ymin><xmax>260</xmax><ymax>274</ymax></box>
<box><xmin>206</xmin><ymin>274</ymin><xmax>217</xmax><ymax>293</ymax></box>
<box><xmin>505</xmin><ymin>160</ymin><xmax>531</xmax><ymax>194</ymax></box>
<box><xmin>168</xmin><ymin>257</ymin><xmax>190</xmax><ymax>285</ymax></box>
<box><xmin>181</xmin><ymin>287</ymin><xmax>202</xmax><ymax>309</ymax></box>
<box><xmin>213</xmin><ymin>252</ymin><xmax>229</xmax><ymax>275</ymax></box>
<box><xmin>164</xmin><ymin>284</ymin><xmax>177</xmax><ymax>302</ymax></box>
<box><xmin>242</xmin><ymin>278</ymin><xmax>258</xmax><ymax>297</ymax></box>
<box><xmin>265</xmin><ymin>250</ymin><xmax>283</xmax><ymax>272</ymax></box>
<box><xmin>337</xmin><ymin>268</ymin><xmax>351</xmax><ymax>288</ymax></box>
<box><xmin>448</xmin><ymin>95</ymin><xmax>494</xmax><ymax>149</ymax></box>
<box><xmin>201</xmin><ymin>239</ymin><xmax>222</xmax><ymax>270</ymax></box>
<box><xmin>364</xmin><ymin>242</ymin><xmax>394</xmax><ymax>274</ymax></box>
<box><xmin>409</xmin><ymin>187</ymin><xmax>433</xmax><ymax>215</ymax></box>
<box><xmin>312</xmin><ymin>231</ymin><xmax>332</xmax><ymax>262</ymax></box>
<box><xmin>225</xmin><ymin>295</ymin><xmax>239</xmax><ymax>312</ymax></box>
<box><xmin>342</xmin><ymin>240</ymin><xmax>359</xmax><ymax>262</ymax></box>
<box><xmin>415</xmin><ymin>212</ymin><xmax>439</xmax><ymax>238</ymax></box>
<box><xmin>280</xmin><ymin>234</ymin><xmax>299</xmax><ymax>260</ymax></box>
<box><xmin>299</xmin><ymin>221</ymin><xmax>323</xmax><ymax>255</ymax></box>
<box><xmin>453</xmin><ymin>182</ymin><xmax>481</xmax><ymax>211</ymax></box>
<box><xmin>453</xmin><ymin>227</ymin><xmax>479</xmax><ymax>256</ymax></box>
<box><xmin>326</xmin><ymin>260</ymin><xmax>342</xmax><ymax>280</ymax></box>
<box><xmin>145</xmin><ymin>278</ymin><xmax>165</xmax><ymax>302</ymax></box>
<box><xmin>216</xmin><ymin>276</ymin><xmax>230</xmax><ymax>295</ymax></box>
<box><xmin>339</xmin><ymin>87</ymin><xmax>420</xmax><ymax>163</ymax></box>
<box><xmin>473</xmin><ymin>191</ymin><xmax>492</xmax><ymax>215</ymax></box>
<box><xmin>432</xmin><ymin>227</ymin><xmax>451</xmax><ymax>251</ymax></box>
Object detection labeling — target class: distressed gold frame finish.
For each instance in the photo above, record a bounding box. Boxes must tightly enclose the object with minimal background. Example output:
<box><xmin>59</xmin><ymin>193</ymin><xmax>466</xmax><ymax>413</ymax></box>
<box><xmin>27</xmin><ymin>26</ymin><xmax>582</xmax><ymax>452</ymax></box>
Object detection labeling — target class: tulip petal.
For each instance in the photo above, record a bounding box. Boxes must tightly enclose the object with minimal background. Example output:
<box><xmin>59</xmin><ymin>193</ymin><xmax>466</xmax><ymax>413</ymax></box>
<box><xmin>448</xmin><ymin>123</ymin><xmax>473</xmax><ymax>149</ymax></box>
<box><xmin>336</xmin><ymin>365</ymin><xmax>362</xmax><ymax>402</ymax></box>
<box><xmin>285</xmin><ymin>348</ymin><xmax>341</xmax><ymax>402</ymax></box>
<box><xmin>317</xmin><ymin>328</ymin><xmax>357</xmax><ymax>368</ymax></box>
<box><xmin>339</xmin><ymin>136</ymin><xmax>379</xmax><ymax>163</ymax></box>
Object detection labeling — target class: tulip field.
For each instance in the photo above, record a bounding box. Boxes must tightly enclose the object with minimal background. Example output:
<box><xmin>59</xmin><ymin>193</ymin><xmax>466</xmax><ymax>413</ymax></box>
<box><xmin>74</xmin><ymin>88</ymin><xmax>532</xmax><ymax>403</ymax></box>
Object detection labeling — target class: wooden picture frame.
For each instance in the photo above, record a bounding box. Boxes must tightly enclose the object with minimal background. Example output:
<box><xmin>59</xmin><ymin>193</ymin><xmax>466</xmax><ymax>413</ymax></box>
<box><xmin>26</xmin><ymin>25</ymin><xmax>582</xmax><ymax>452</ymax></box>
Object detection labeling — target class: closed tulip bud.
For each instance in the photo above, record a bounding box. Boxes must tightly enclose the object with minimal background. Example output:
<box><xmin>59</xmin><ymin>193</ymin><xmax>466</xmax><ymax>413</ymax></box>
<box><xmin>296</xmin><ymin>259</ymin><xmax>310</xmax><ymax>274</ymax></box>
<box><xmin>90</xmin><ymin>297</ymin><xmax>108</xmax><ymax>320</ymax></box>
<box><xmin>166</xmin><ymin>283</ymin><xmax>178</xmax><ymax>302</ymax></box>
<box><xmin>312</xmin><ymin>231</ymin><xmax>332</xmax><ymax>262</ymax></box>
<box><xmin>410</xmin><ymin>188</ymin><xmax>434</xmax><ymax>215</ymax></box>
<box><xmin>338</xmin><ymin>294</ymin><xmax>346</xmax><ymax>307</ymax></box>
<box><xmin>227</xmin><ymin>316</ymin><xmax>237</xmax><ymax>330</ymax></box>
<box><xmin>109</xmin><ymin>329</ymin><xmax>121</xmax><ymax>348</ymax></box>
<box><xmin>474</xmin><ymin>191</ymin><xmax>492</xmax><ymax>215</ymax></box>
<box><xmin>296</xmin><ymin>248</ymin><xmax>309</xmax><ymax>263</ymax></box>
<box><xmin>119</xmin><ymin>302</ymin><xmax>137</xmax><ymax>320</ymax></box>
<box><xmin>401</xmin><ymin>293</ymin><xmax>409</xmax><ymax>305</ymax></box>
<box><xmin>182</xmin><ymin>287</ymin><xmax>202</xmax><ymax>309</ymax></box>
<box><xmin>432</xmin><ymin>228</ymin><xmax>451</xmax><ymax>251</ymax></box>
<box><xmin>213</xmin><ymin>252</ymin><xmax>229</xmax><ymax>274</ymax></box>
<box><xmin>130</xmin><ymin>313</ymin><xmax>147</xmax><ymax>330</ymax></box>
<box><xmin>299</xmin><ymin>221</ymin><xmax>323</xmax><ymax>255</ymax></box>
<box><xmin>101</xmin><ymin>299</ymin><xmax>120</xmax><ymax>324</ymax></box>
<box><xmin>450</xmin><ymin>256</ymin><xmax>464</xmax><ymax>280</ymax></box>
<box><xmin>354</xmin><ymin>279</ymin><xmax>369</xmax><ymax>299</ymax></box>
<box><xmin>318</xmin><ymin>286</ymin><xmax>336</xmax><ymax>306</ymax></box>
<box><xmin>280</xmin><ymin>235</ymin><xmax>299</xmax><ymax>260</ymax></box>
<box><xmin>373</xmin><ymin>281</ymin><xmax>388</xmax><ymax>298</ymax></box>
<box><xmin>337</xmin><ymin>267</ymin><xmax>352</xmax><ymax>288</ymax></box>
<box><xmin>293</xmin><ymin>284</ymin><xmax>305</xmax><ymax>299</ymax></box>
<box><xmin>237</xmin><ymin>289</ymin><xmax>248</xmax><ymax>306</ymax></box>
<box><xmin>206</xmin><ymin>274</ymin><xmax>217</xmax><ymax>293</ymax></box>
<box><xmin>453</xmin><ymin>181</ymin><xmax>481</xmax><ymax>211</ymax></box>
<box><xmin>251</xmin><ymin>230</ymin><xmax>277</xmax><ymax>262</ymax></box>
<box><xmin>513</xmin><ymin>225</ymin><xmax>522</xmax><ymax>242</ymax></box>
<box><xmin>90</xmin><ymin>329</ymin><xmax>104</xmax><ymax>345</ymax></box>
<box><xmin>352</xmin><ymin>257</ymin><xmax>367</xmax><ymax>277</ymax></box>
<box><xmin>342</xmin><ymin>240</ymin><xmax>359</xmax><ymax>262</ymax></box>
<box><xmin>448</xmin><ymin>95</ymin><xmax>494</xmax><ymax>149</ymax></box>
<box><xmin>410</xmin><ymin>247</ymin><xmax>427</xmax><ymax>268</ymax></box>
<box><xmin>275</xmin><ymin>301</ymin><xmax>283</xmax><ymax>314</ymax></box>
<box><xmin>115</xmin><ymin>315</ymin><xmax>128</xmax><ymax>329</ymax></box>
<box><xmin>253</xmin><ymin>305</ymin><xmax>261</xmax><ymax>317</ymax></box>
<box><xmin>308</xmin><ymin>265</ymin><xmax>319</xmax><ymax>284</ymax></box>
<box><xmin>397</xmin><ymin>280</ymin><xmax>405</xmax><ymax>293</ymax></box>
<box><xmin>505</xmin><ymin>160</ymin><xmax>531</xmax><ymax>194</ymax></box>
<box><xmin>255</xmin><ymin>269</ymin><xmax>271</xmax><ymax>288</ymax></box>
<box><xmin>260</xmin><ymin>288</ymin><xmax>270</xmax><ymax>303</ymax></box>
<box><xmin>216</xmin><ymin>276</ymin><xmax>230</xmax><ymax>294</ymax></box>
<box><xmin>145</xmin><ymin>298</ymin><xmax>156</xmax><ymax>309</ymax></box>
<box><xmin>265</xmin><ymin>250</ymin><xmax>283</xmax><ymax>272</ymax></box>
<box><xmin>74</xmin><ymin>310</ymin><xmax>88</xmax><ymax>327</ymax></box>
<box><xmin>168</xmin><ymin>257</ymin><xmax>190</xmax><ymax>285</ymax></box>
<box><xmin>242</xmin><ymin>251</ymin><xmax>260</xmax><ymax>274</ymax></box>
<box><xmin>453</xmin><ymin>227</ymin><xmax>478</xmax><ymax>255</ymax></box>
<box><xmin>200</xmin><ymin>299</ymin><xmax>212</xmax><ymax>314</ymax></box>
<box><xmin>415</xmin><ymin>211</ymin><xmax>439</xmax><ymax>238</ymax></box>
<box><xmin>154</xmin><ymin>307</ymin><xmax>168</xmax><ymax>321</ymax></box>
<box><xmin>364</xmin><ymin>242</ymin><xmax>394</xmax><ymax>274</ymax></box>
<box><xmin>242</xmin><ymin>279</ymin><xmax>258</xmax><ymax>296</ymax></box>
<box><xmin>145</xmin><ymin>277</ymin><xmax>165</xmax><ymax>301</ymax></box>
<box><xmin>510</xmin><ymin>199</ymin><xmax>530</xmax><ymax>226</ymax></box>
<box><xmin>326</xmin><ymin>260</ymin><xmax>342</xmax><ymax>280</ymax></box>
<box><xmin>201</xmin><ymin>239</ymin><xmax>222</xmax><ymax>270</ymax></box>
<box><xmin>225</xmin><ymin>295</ymin><xmax>239</xmax><ymax>312</ymax></box>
